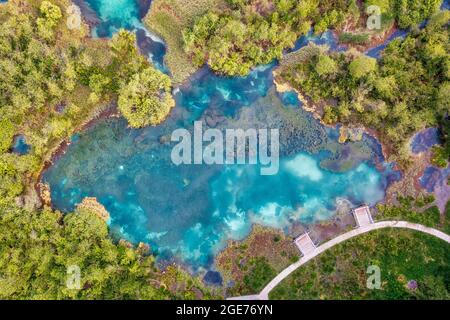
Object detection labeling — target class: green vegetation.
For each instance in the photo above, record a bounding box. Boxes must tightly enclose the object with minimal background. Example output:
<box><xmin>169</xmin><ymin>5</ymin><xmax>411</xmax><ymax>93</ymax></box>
<box><xmin>106</xmin><ymin>30</ymin><xmax>175</xmax><ymax>128</ymax></box>
<box><xmin>242</xmin><ymin>257</ymin><xmax>276</xmax><ymax>293</ymax></box>
<box><xmin>315</xmin><ymin>54</ymin><xmax>338</xmax><ymax>76</ymax></box>
<box><xmin>0</xmin><ymin>0</ymin><xmax>173</xmax><ymax>155</ymax></box>
<box><xmin>181</xmin><ymin>0</ymin><xmax>442</xmax><ymax>77</ymax></box>
<box><xmin>144</xmin><ymin>0</ymin><xmax>442</xmax><ymax>81</ymax></box>
<box><xmin>118</xmin><ymin>67</ymin><xmax>174</xmax><ymax>128</ymax></box>
<box><xmin>183</xmin><ymin>0</ymin><xmax>353</xmax><ymax>76</ymax></box>
<box><xmin>144</xmin><ymin>0</ymin><xmax>227</xmax><ymax>83</ymax></box>
<box><xmin>216</xmin><ymin>225</ymin><xmax>298</xmax><ymax>296</ymax></box>
<box><xmin>270</xmin><ymin>228</ymin><xmax>450</xmax><ymax>299</ymax></box>
<box><xmin>445</xmin><ymin>201</ymin><xmax>450</xmax><ymax>234</ymax></box>
<box><xmin>393</xmin><ymin>0</ymin><xmax>442</xmax><ymax>28</ymax></box>
<box><xmin>376</xmin><ymin>199</ymin><xmax>441</xmax><ymax>229</ymax></box>
<box><xmin>431</xmin><ymin>117</ymin><xmax>450</xmax><ymax>168</ymax></box>
<box><xmin>276</xmin><ymin>11</ymin><xmax>450</xmax><ymax>164</ymax></box>
<box><xmin>365</xmin><ymin>0</ymin><xmax>442</xmax><ymax>29</ymax></box>
<box><xmin>0</xmin><ymin>201</ymin><xmax>216</xmax><ymax>299</ymax></box>
<box><xmin>0</xmin><ymin>0</ymin><xmax>174</xmax><ymax>206</ymax></box>
<box><xmin>339</xmin><ymin>32</ymin><xmax>370</xmax><ymax>45</ymax></box>
<box><xmin>0</xmin><ymin>0</ymin><xmax>448</xmax><ymax>300</ymax></box>
<box><xmin>348</xmin><ymin>55</ymin><xmax>377</xmax><ymax>79</ymax></box>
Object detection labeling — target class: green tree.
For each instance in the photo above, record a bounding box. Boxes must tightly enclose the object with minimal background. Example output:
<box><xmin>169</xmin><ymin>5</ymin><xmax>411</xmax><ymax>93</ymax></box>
<box><xmin>315</xmin><ymin>55</ymin><xmax>338</xmax><ymax>76</ymax></box>
<box><xmin>0</xmin><ymin>201</ymin><xmax>216</xmax><ymax>299</ymax></box>
<box><xmin>39</xmin><ymin>1</ymin><xmax>63</xmax><ymax>26</ymax></box>
<box><xmin>89</xmin><ymin>73</ymin><xmax>111</xmax><ymax>95</ymax></box>
<box><xmin>349</xmin><ymin>55</ymin><xmax>377</xmax><ymax>79</ymax></box>
<box><xmin>118</xmin><ymin>67</ymin><xmax>175</xmax><ymax>128</ymax></box>
<box><xmin>395</xmin><ymin>0</ymin><xmax>441</xmax><ymax>28</ymax></box>
<box><xmin>0</xmin><ymin>119</ymin><xmax>14</xmax><ymax>153</ymax></box>
<box><xmin>37</xmin><ymin>1</ymin><xmax>62</xmax><ymax>39</ymax></box>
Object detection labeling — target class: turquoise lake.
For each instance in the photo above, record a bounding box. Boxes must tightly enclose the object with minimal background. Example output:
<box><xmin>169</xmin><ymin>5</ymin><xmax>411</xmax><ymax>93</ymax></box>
<box><xmin>43</xmin><ymin>0</ymin><xmax>401</xmax><ymax>269</ymax></box>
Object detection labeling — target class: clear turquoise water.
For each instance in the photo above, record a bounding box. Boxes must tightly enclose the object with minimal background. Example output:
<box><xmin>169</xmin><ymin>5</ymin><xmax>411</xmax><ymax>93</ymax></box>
<box><xmin>44</xmin><ymin>62</ymin><xmax>396</xmax><ymax>269</ymax></box>
<box><xmin>85</xmin><ymin>0</ymin><xmax>141</xmax><ymax>36</ymax></box>
<box><xmin>43</xmin><ymin>1</ymin><xmax>401</xmax><ymax>270</ymax></box>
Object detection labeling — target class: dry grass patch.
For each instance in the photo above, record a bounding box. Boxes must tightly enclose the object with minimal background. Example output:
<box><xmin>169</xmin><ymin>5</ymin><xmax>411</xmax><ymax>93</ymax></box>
<box><xmin>144</xmin><ymin>0</ymin><xmax>227</xmax><ymax>84</ymax></box>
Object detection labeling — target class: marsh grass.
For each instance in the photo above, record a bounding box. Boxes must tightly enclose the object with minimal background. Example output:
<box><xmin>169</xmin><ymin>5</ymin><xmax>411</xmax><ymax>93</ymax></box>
<box><xmin>143</xmin><ymin>0</ymin><xmax>227</xmax><ymax>84</ymax></box>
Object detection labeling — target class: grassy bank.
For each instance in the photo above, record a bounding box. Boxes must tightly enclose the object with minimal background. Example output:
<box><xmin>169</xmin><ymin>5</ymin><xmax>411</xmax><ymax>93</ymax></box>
<box><xmin>0</xmin><ymin>0</ymin><xmax>174</xmax><ymax>209</ymax></box>
<box><xmin>216</xmin><ymin>225</ymin><xmax>299</xmax><ymax>297</ymax></box>
<box><xmin>143</xmin><ymin>0</ymin><xmax>227</xmax><ymax>84</ymax></box>
<box><xmin>270</xmin><ymin>228</ymin><xmax>450</xmax><ymax>299</ymax></box>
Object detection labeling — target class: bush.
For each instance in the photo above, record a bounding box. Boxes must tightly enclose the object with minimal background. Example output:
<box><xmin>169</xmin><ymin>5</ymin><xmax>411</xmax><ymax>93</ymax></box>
<box><xmin>348</xmin><ymin>55</ymin><xmax>377</xmax><ymax>79</ymax></box>
<box><xmin>339</xmin><ymin>33</ymin><xmax>369</xmax><ymax>45</ymax></box>
<box><xmin>0</xmin><ymin>119</ymin><xmax>14</xmax><ymax>153</ymax></box>
<box><xmin>118</xmin><ymin>67</ymin><xmax>175</xmax><ymax>128</ymax></box>
<box><xmin>243</xmin><ymin>257</ymin><xmax>276</xmax><ymax>293</ymax></box>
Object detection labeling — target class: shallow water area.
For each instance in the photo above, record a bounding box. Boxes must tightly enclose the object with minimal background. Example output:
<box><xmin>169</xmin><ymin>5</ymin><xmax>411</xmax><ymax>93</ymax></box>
<box><xmin>11</xmin><ymin>135</ymin><xmax>31</xmax><ymax>155</ymax></box>
<box><xmin>411</xmin><ymin>128</ymin><xmax>441</xmax><ymax>154</ymax></box>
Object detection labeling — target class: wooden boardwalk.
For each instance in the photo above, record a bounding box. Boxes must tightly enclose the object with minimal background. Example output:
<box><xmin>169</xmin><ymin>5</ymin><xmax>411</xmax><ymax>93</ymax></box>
<box><xmin>294</xmin><ymin>232</ymin><xmax>316</xmax><ymax>256</ymax></box>
<box><xmin>353</xmin><ymin>206</ymin><xmax>373</xmax><ymax>227</ymax></box>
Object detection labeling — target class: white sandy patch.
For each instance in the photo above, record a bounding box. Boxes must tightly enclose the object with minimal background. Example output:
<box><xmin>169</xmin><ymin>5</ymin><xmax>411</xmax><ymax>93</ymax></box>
<box><xmin>284</xmin><ymin>154</ymin><xmax>323</xmax><ymax>181</ymax></box>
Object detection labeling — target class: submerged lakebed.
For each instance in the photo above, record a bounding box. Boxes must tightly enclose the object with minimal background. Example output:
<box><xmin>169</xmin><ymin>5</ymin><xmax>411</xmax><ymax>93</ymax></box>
<box><xmin>43</xmin><ymin>0</ymin><xmax>399</xmax><ymax>270</ymax></box>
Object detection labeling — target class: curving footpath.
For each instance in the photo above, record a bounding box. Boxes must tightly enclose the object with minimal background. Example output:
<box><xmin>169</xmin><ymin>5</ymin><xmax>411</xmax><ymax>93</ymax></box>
<box><xmin>228</xmin><ymin>221</ymin><xmax>450</xmax><ymax>300</ymax></box>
